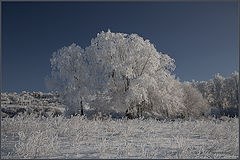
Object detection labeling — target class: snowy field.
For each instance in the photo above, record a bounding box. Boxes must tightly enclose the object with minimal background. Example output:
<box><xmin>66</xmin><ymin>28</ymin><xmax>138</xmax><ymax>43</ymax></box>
<box><xmin>1</xmin><ymin>115</ymin><xmax>239</xmax><ymax>159</ymax></box>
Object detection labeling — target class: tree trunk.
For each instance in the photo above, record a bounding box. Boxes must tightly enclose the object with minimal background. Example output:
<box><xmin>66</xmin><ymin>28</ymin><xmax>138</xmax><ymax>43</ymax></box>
<box><xmin>80</xmin><ymin>100</ymin><xmax>84</xmax><ymax>116</ymax></box>
<box><xmin>140</xmin><ymin>107</ymin><xmax>143</xmax><ymax>117</ymax></box>
<box><xmin>137</xmin><ymin>106</ymin><xmax>140</xmax><ymax>118</ymax></box>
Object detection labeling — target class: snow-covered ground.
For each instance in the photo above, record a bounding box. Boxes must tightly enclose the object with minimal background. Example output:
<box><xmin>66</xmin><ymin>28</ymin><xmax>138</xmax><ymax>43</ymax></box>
<box><xmin>1</xmin><ymin>114</ymin><xmax>238</xmax><ymax>159</ymax></box>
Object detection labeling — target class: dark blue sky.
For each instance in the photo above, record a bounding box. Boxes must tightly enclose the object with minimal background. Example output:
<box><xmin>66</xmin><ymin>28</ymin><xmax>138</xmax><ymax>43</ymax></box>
<box><xmin>2</xmin><ymin>1</ymin><xmax>239</xmax><ymax>93</ymax></box>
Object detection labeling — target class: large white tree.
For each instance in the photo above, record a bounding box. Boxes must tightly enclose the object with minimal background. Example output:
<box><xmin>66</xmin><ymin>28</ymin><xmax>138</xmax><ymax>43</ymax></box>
<box><xmin>47</xmin><ymin>30</ymin><xmax>211</xmax><ymax>118</ymax></box>
<box><xmin>84</xmin><ymin>30</ymin><xmax>178</xmax><ymax>116</ymax></box>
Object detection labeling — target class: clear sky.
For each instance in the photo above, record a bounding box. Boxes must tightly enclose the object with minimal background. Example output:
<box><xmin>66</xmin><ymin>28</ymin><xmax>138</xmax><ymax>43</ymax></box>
<box><xmin>2</xmin><ymin>1</ymin><xmax>239</xmax><ymax>93</ymax></box>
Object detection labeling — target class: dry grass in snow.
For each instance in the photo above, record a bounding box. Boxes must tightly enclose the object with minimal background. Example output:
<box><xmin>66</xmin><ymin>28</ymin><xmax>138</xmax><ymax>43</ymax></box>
<box><xmin>1</xmin><ymin>115</ymin><xmax>239</xmax><ymax>159</ymax></box>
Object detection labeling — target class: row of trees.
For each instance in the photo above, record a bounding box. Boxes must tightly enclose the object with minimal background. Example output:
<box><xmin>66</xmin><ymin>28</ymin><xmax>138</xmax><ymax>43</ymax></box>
<box><xmin>191</xmin><ymin>72</ymin><xmax>239</xmax><ymax>117</ymax></box>
<box><xmin>46</xmin><ymin>30</ymin><xmax>233</xmax><ymax>119</ymax></box>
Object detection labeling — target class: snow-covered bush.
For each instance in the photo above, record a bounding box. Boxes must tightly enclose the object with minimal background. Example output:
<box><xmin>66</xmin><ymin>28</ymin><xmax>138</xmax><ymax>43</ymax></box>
<box><xmin>182</xmin><ymin>82</ymin><xmax>211</xmax><ymax>118</ymax></box>
<box><xmin>125</xmin><ymin>75</ymin><xmax>187</xmax><ymax>119</ymax></box>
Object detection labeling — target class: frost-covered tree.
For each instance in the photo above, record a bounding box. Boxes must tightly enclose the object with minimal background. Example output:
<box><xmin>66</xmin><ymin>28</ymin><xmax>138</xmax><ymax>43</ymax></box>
<box><xmin>191</xmin><ymin>80</ymin><xmax>215</xmax><ymax>104</ymax></box>
<box><xmin>192</xmin><ymin>72</ymin><xmax>239</xmax><ymax>117</ymax></box>
<box><xmin>85</xmin><ymin>30</ymin><xmax>189</xmax><ymax>118</ymax></box>
<box><xmin>46</xmin><ymin>44</ymin><xmax>105</xmax><ymax>116</ymax></box>
<box><xmin>212</xmin><ymin>73</ymin><xmax>226</xmax><ymax>110</ymax></box>
<box><xmin>47</xmin><ymin>30</ymin><xmax>212</xmax><ymax>119</ymax></box>
<box><xmin>224</xmin><ymin>71</ymin><xmax>239</xmax><ymax>108</ymax></box>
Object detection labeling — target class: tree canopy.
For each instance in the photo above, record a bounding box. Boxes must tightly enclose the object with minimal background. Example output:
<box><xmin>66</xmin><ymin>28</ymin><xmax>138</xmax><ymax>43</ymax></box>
<box><xmin>47</xmin><ymin>30</ymin><xmax>211</xmax><ymax>119</ymax></box>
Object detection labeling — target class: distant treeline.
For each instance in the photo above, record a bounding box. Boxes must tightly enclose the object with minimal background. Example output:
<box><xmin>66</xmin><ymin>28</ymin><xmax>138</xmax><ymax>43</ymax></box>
<box><xmin>192</xmin><ymin>71</ymin><xmax>239</xmax><ymax>118</ymax></box>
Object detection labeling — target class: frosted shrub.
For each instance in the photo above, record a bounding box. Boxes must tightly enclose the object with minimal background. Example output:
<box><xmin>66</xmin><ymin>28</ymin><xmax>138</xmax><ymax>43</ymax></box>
<box><xmin>15</xmin><ymin>129</ymin><xmax>60</xmax><ymax>159</ymax></box>
<box><xmin>182</xmin><ymin>82</ymin><xmax>211</xmax><ymax>118</ymax></box>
